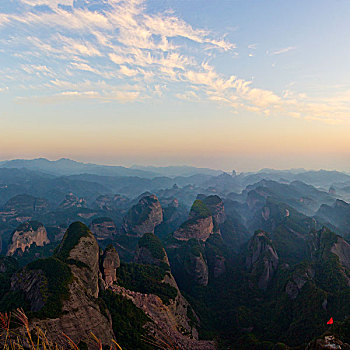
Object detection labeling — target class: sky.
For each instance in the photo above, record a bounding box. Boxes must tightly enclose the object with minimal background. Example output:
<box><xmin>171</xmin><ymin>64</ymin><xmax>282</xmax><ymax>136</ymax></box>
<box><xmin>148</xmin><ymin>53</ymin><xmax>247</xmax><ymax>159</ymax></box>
<box><xmin>1</xmin><ymin>0</ymin><xmax>350</xmax><ymax>172</ymax></box>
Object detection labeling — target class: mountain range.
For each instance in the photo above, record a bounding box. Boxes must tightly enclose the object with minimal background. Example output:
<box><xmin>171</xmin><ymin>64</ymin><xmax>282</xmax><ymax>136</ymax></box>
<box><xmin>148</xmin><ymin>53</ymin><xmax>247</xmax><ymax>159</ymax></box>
<box><xmin>1</xmin><ymin>158</ymin><xmax>350</xmax><ymax>349</ymax></box>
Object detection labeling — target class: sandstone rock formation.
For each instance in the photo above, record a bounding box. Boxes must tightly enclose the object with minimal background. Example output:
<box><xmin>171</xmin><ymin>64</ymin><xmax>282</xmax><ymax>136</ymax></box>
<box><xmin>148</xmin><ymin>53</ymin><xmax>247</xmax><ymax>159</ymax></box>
<box><xmin>11</xmin><ymin>222</ymin><xmax>115</xmax><ymax>349</ymax></box>
<box><xmin>171</xmin><ymin>239</ymin><xmax>209</xmax><ymax>287</ymax></box>
<box><xmin>58</xmin><ymin>193</ymin><xmax>87</xmax><ymax>210</ymax></box>
<box><xmin>101</xmin><ymin>245</ymin><xmax>120</xmax><ymax>287</ymax></box>
<box><xmin>122</xmin><ymin>194</ymin><xmax>163</xmax><ymax>236</ymax></box>
<box><xmin>89</xmin><ymin>217</ymin><xmax>117</xmax><ymax>240</ymax></box>
<box><xmin>331</xmin><ymin>236</ymin><xmax>350</xmax><ymax>270</ymax></box>
<box><xmin>173</xmin><ymin>200</ymin><xmax>214</xmax><ymax>241</ymax></box>
<box><xmin>114</xmin><ymin>233</ymin><xmax>215</xmax><ymax>349</ymax></box>
<box><xmin>202</xmin><ymin>195</ymin><xmax>226</xmax><ymax>227</ymax></box>
<box><xmin>246</xmin><ymin>230</ymin><xmax>279</xmax><ymax>290</ymax></box>
<box><xmin>111</xmin><ymin>285</ymin><xmax>216</xmax><ymax>350</ymax></box>
<box><xmin>7</xmin><ymin>221</ymin><xmax>50</xmax><ymax>256</ymax></box>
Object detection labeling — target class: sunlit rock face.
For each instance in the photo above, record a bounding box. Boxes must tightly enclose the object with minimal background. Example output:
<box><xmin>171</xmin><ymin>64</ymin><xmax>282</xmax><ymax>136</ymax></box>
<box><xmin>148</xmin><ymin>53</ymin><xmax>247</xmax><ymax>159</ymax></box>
<box><xmin>173</xmin><ymin>199</ymin><xmax>214</xmax><ymax>241</ymax></box>
<box><xmin>7</xmin><ymin>221</ymin><xmax>50</xmax><ymax>256</ymax></box>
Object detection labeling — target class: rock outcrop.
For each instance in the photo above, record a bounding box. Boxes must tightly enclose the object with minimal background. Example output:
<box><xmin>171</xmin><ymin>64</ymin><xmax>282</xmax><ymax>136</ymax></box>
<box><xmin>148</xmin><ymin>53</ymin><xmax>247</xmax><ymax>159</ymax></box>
<box><xmin>122</xmin><ymin>194</ymin><xmax>163</xmax><ymax>236</ymax></box>
<box><xmin>173</xmin><ymin>200</ymin><xmax>214</xmax><ymax>241</ymax></box>
<box><xmin>171</xmin><ymin>239</ymin><xmax>209</xmax><ymax>287</ymax></box>
<box><xmin>114</xmin><ymin>233</ymin><xmax>215</xmax><ymax>349</ymax></box>
<box><xmin>246</xmin><ymin>230</ymin><xmax>279</xmax><ymax>290</ymax></box>
<box><xmin>7</xmin><ymin>221</ymin><xmax>50</xmax><ymax>256</ymax></box>
<box><xmin>285</xmin><ymin>265</ymin><xmax>315</xmax><ymax>299</ymax></box>
<box><xmin>306</xmin><ymin>335</ymin><xmax>350</xmax><ymax>350</ymax></box>
<box><xmin>101</xmin><ymin>245</ymin><xmax>120</xmax><ymax>287</ymax></box>
<box><xmin>89</xmin><ymin>217</ymin><xmax>118</xmax><ymax>240</ymax></box>
<box><xmin>111</xmin><ymin>285</ymin><xmax>216</xmax><ymax>350</ymax></box>
<box><xmin>11</xmin><ymin>222</ymin><xmax>115</xmax><ymax>349</ymax></box>
<box><xmin>58</xmin><ymin>193</ymin><xmax>87</xmax><ymax>210</ymax></box>
<box><xmin>202</xmin><ymin>195</ymin><xmax>226</xmax><ymax>227</ymax></box>
<box><xmin>331</xmin><ymin>236</ymin><xmax>350</xmax><ymax>270</ymax></box>
<box><xmin>205</xmin><ymin>234</ymin><xmax>227</xmax><ymax>279</ymax></box>
<box><xmin>134</xmin><ymin>232</ymin><xmax>169</xmax><ymax>267</ymax></box>
<box><xmin>55</xmin><ymin>222</ymin><xmax>100</xmax><ymax>298</ymax></box>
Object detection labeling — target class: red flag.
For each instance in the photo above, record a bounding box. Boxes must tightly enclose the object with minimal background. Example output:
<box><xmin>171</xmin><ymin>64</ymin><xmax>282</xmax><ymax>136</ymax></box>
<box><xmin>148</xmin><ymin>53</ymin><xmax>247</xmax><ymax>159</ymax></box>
<box><xmin>327</xmin><ymin>317</ymin><xmax>333</xmax><ymax>325</ymax></box>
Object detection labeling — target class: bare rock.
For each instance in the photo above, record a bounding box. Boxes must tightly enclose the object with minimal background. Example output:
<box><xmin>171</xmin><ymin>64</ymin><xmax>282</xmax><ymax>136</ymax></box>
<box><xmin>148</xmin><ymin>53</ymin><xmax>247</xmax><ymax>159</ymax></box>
<box><xmin>58</xmin><ymin>193</ymin><xmax>87</xmax><ymax>210</ymax></box>
<box><xmin>101</xmin><ymin>245</ymin><xmax>120</xmax><ymax>287</ymax></box>
<box><xmin>246</xmin><ymin>230</ymin><xmax>279</xmax><ymax>290</ymax></box>
<box><xmin>123</xmin><ymin>194</ymin><xmax>163</xmax><ymax>236</ymax></box>
<box><xmin>111</xmin><ymin>285</ymin><xmax>216</xmax><ymax>350</ymax></box>
<box><xmin>7</xmin><ymin>221</ymin><xmax>50</xmax><ymax>256</ymax></box>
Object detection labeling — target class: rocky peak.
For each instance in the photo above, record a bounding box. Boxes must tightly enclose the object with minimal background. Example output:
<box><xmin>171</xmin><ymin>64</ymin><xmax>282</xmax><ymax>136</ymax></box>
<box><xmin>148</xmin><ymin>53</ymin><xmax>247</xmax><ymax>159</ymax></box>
<box><xmin>89</xmin><ymin>217</ymin><xmax>117</xmax><ymax>241</ymax></box>
<box><xmin>7</xmin><ymin>221</ymin><xmax>50</xmax><ymax>256</ymax></box>
<box><xmin>203</xmin><ymin>195</ymin><xmax>226</xmax><ymax>226</ymax></box>
<box><xmin>56</xmin><ymin>221</ymin><xmax>100</xmax><ymax>298</ymax></box>
<box><xmin>122</xmin><ymin>194</ymin><xmax>163</xmax><ymax>236</ymax></box>
<box><xmin>246</xmin><ymin>230</ymin><xmax>279</xmax><ymax>290</ymax></box>
<box><xmin>58</xmin><ymin>193</ymin><xmax>87</xmax><ymax>210</ymax></box>
<box><xmin>173</xmin><ymin>200</ymin><xmax>214</xmax><ymax>241</ymax></box>
<box><xmin>11</xmin><ymin>223</ymin><xmax>115</xmax><ymax>348</ymax></box>
<box><xmin>101</xmin><ymin>244</ymin><xmax>120</xmax><ymax>287</ymax></box>
<box><xmin>134</xmin><ymin>233</ymin><xmax>169</xmax><ymax>267</ymax></box>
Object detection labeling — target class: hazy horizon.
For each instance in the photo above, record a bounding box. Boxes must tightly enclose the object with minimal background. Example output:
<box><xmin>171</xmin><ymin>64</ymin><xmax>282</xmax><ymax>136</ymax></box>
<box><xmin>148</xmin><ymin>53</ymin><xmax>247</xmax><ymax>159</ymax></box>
<box><xmin>0</xmin><ymin>156</ymin><xmax>349</xmax><ymax>174</ymax></box>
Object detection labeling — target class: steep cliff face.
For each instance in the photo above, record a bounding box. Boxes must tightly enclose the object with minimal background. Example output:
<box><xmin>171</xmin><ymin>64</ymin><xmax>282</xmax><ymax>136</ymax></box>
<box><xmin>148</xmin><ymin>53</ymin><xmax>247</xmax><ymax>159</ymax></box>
<box><xmin>205</xmin><ymin>234</ymin><xmax>227</xmax><ymax>279</ymax></box>
<box><xmin>173</xmin><ymin>200</ymin><xmax>214</xmax><ymax>241</ymax></box>
<box><xmin>58</xmin><ymin>193</ymin><xmax>87</xmax><ymax>210</ymax></box>
<box><xmin>202</xmin><ymin>195</ymin><xmax>226</xmax><ymax>227</ymax></box>
<box><xmin>56</xmin><ymin>222</ymin><xmax>100</xmax><ymax>298</ymax></box>
<box><xmin>113</xmin><ymin>233</ymin><xmax>215</xmax><ymax>349</ymax></box>
<box><xmin>101</xmin><ymin>245</ymin><xmax>120</xmax><ymax>287</ymax></box>
<box><xmin>246</xmin><ymin>230</ymin><xmax>279</xmax><ymax>290</ymax></box>
<box><xmin>171</xmin><ymin>239</ymin><xmax>209</xmax><ymax>287</ymax></box>
<box><xmin>11</xmin><ymin>222</ymin><xmax>115</xmax><ymax>349</ymax></box>
<box><xmin>330</xmin><ymin>236</ymin><xmax>350</xmax><ymax>270</ymax></box>
<box><xmin>111</xmin><ymin>285</ymin><xmax>216</xmax><ymax>350</ymax></box>
<box><xmin>123</xmin><ymin>194</ymin><xmax>163</xmax><ymax>236</ymax></box>
<box><xmin>7</xmin><ymin>221</ymin><xmax>50</xmax><ymax>256</ymax></box>
<box><xmin>89</xmin><ymin>217</ymin><xmax>117</xmax><ymax>240</ymax></box>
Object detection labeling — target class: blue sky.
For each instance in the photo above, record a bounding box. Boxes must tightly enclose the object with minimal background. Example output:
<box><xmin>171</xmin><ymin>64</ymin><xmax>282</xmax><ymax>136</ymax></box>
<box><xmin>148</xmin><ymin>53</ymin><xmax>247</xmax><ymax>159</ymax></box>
<box><xmin>0</xmin><ymin>0</ymin><xmax>350</xmax><ymax>171</ymax></box>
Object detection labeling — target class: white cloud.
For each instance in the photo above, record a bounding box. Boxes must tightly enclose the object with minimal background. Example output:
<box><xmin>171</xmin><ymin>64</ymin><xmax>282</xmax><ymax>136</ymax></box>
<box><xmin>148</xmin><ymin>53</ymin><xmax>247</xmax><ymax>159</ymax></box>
<box><xmin>270</xmin><ymin>46</ymin><xmax>296</xmax><ymax>55</ymax></box>
<box><xmin>0</xmin><ymin>1</ymin><xmax>349</xmax><ymax>124</ymax></box>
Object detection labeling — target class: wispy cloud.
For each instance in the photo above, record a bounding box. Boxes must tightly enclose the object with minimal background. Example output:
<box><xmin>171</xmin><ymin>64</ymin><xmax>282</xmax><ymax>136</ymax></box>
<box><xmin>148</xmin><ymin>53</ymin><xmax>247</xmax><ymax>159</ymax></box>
<box><xmin>0</xmin><ymin>1</ymin><xmax>349</xmax><ymax>125</ymax></box>
<box><xmin>269</xmin><ymin>46</ymin><xmax>296</xmax><ymax>55</ymax></box>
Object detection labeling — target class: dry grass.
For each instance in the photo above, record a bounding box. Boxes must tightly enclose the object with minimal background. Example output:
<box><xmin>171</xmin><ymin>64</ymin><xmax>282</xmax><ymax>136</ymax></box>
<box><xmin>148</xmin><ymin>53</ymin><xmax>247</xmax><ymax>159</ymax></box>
<box><xmin>0</xmin><ymin>309</ymin><xmax>123</xmax><ymax>350</ymax></box>
<box><xmin>0</xmin><ymin>309</ymin><xmax>181</xmax><ymax>350</ymax></box>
